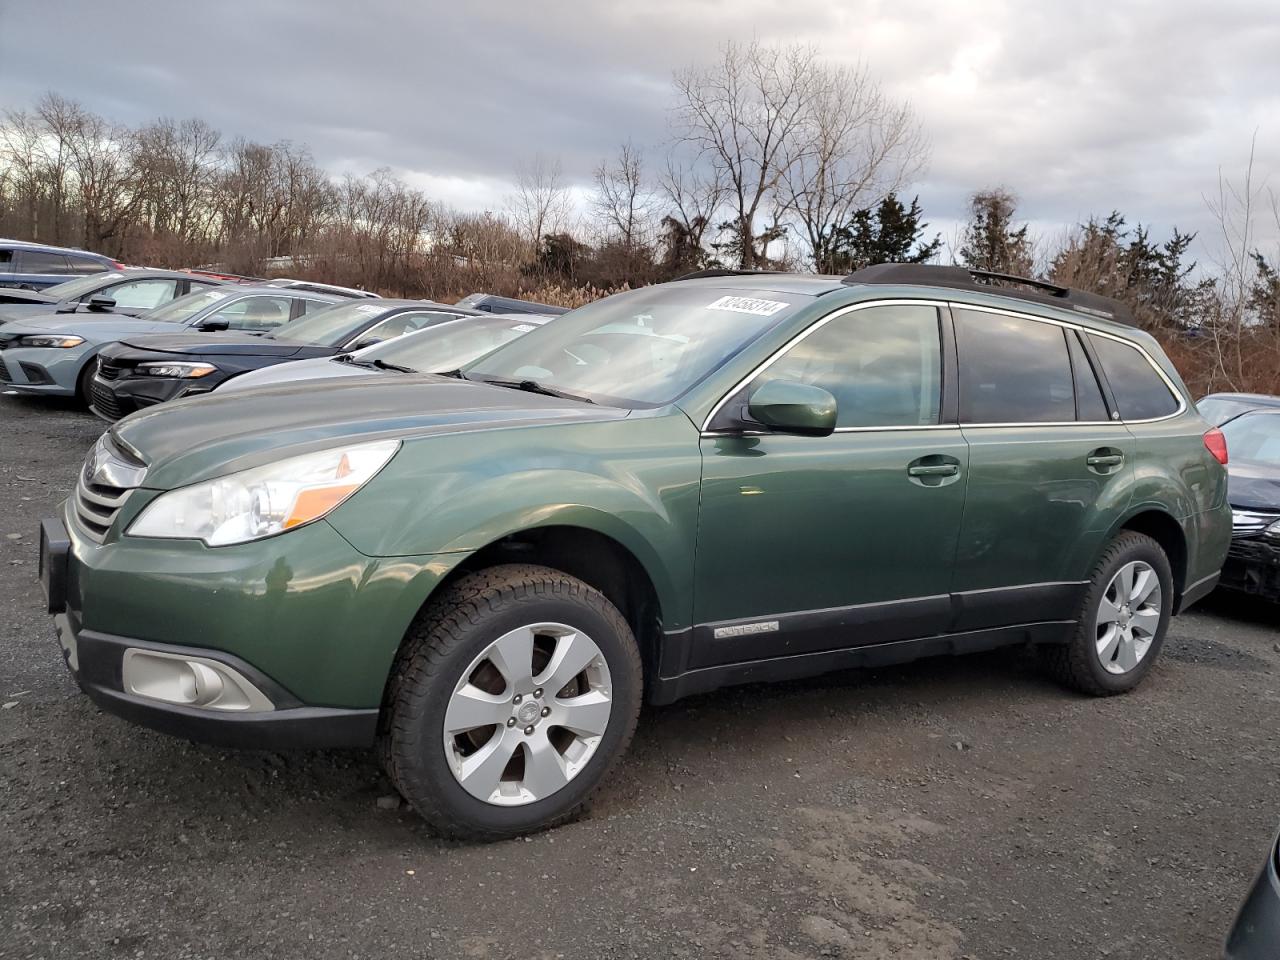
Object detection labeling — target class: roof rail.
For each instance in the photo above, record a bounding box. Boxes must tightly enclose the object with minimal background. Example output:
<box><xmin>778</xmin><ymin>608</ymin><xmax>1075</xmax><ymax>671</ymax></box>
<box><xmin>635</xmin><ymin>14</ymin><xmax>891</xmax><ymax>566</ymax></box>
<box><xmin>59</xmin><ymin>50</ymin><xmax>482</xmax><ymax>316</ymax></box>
<box><xmin>843</xmin><ymin>263</ymin><xmax>1134</xmax><ymax>325</ymax></box>
<box><xmin>672</xmin><ymin>268</ymin><xmax>787</xmax><ymax>282</ymax></box>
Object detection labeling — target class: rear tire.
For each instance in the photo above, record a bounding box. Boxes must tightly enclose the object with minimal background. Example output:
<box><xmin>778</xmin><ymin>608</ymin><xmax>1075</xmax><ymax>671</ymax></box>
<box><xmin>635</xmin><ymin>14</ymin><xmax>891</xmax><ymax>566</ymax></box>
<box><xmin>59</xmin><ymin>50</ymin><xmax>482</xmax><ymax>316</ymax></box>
<box><xmin>379</xmin><ymin>564</ymin><xmax>642</xmax><ymax>840</ymax></box>
<box><xmin>1044</xmin><ymin>531</ymin><xmax>1173</xmax><ymax>695</ymax></box>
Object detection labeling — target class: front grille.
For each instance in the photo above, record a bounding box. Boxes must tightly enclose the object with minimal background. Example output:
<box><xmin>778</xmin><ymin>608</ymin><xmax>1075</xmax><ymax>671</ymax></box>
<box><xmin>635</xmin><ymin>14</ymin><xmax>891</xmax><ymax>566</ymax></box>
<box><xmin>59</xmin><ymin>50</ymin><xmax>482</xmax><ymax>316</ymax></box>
<box><xmin>1232</xmin><ymin>509</ymin><xmax>1280</xmax><ymax>540</ymax></box>
<box><xmin>0</xmin><ymin>353</ymin><xmax>11</xmax><ymax>384</ymax></box>
<box><xmin>71</xmin><ymin>434</ymin><xmax>146</xmax><ymax>544</ymax></box>
<box><xmin>91</xmin><ymin>378</ymin><xmax>126</xmax><ymax>421</ymax></box>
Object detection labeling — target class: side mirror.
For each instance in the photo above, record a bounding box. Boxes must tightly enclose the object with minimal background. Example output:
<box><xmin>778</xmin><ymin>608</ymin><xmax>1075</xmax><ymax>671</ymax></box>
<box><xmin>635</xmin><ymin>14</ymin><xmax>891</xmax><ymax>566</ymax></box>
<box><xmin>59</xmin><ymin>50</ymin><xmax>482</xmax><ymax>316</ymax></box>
<box><xmin>349</xmin><ymin>337</ymin><xmax>384</xmax><ymax>351</ymax></box>
<box><xmin>199</xmin><ymin>317</ymin><xmax>230</xmax><ymax>332</ymax></box>
<box><xmin>746</xmin><ymin>380</ymin><xmax>837</xmax><ymax>437</ymax></box>
<box><xmin>86</xmin><ymin>295</ymin><xmax>117</xmax><ymax>312</ymax></box>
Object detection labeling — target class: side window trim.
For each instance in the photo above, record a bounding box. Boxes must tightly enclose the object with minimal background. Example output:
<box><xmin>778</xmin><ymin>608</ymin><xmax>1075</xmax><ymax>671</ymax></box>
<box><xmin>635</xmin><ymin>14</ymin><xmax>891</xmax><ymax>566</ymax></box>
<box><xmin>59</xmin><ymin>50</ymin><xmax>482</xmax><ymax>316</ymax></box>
<box><xmin>702</xmin><ymin>298</ymin><xmax>955</xmax><ymax>435</ymax></box>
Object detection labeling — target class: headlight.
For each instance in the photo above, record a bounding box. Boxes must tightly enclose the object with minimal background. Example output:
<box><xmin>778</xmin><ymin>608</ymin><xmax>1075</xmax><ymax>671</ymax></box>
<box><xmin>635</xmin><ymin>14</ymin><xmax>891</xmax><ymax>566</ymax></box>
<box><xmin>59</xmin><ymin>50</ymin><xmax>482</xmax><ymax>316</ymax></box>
<box><xmin>135</xmin><ymin>361</ymin><xmax>217</xmax><ymax>379</ymax></box>
<box><xmin>1266</xmin><ymin>520</ymin><xmax>1280</xmax><ymax>541</ymax></box>
<box><xmin>17</xmin><ymin>335</ymin><xmax>85</xmax><ymax>348</ymax></box>
<box><xmin>127</xmin><ymin>439</ymin><xmax>400</xmax><ymax>546</ymax></box>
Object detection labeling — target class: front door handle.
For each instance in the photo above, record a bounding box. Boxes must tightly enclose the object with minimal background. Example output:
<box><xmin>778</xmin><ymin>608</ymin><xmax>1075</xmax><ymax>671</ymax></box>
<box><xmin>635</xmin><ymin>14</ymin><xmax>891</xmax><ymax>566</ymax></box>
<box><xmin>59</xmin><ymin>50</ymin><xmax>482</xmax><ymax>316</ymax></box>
<box><xmin>908</xmin><ymin>463</ymin><xmax>959</xmax><ymax>478</ymax></box>
<box><xmin>907</xmin><ymin>454</ymin><xmax>963</xmax><ymax>487</ymax></box>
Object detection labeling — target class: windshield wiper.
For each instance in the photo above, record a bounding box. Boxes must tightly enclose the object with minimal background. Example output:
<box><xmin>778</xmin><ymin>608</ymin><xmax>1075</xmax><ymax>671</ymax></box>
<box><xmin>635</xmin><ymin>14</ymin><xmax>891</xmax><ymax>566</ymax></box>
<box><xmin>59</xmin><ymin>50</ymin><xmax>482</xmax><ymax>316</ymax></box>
<box><xmin>370</xmin><ymin>358</ymin><xmax>415</xmax><ymax>373</ymax></box>
<box><xmin>435</xmin><ymin>369</ymin><xmax>467</xmax><ymax>379</ymax></box>
<box><xmin>331</xmin><ymin>354</ymin><xmax>414</xmax><ymax>373</ymax></box>
<box><xmin>473</xmin><ymin>376</ymin><xmax>594</xmax><ymax>404</ymax></box>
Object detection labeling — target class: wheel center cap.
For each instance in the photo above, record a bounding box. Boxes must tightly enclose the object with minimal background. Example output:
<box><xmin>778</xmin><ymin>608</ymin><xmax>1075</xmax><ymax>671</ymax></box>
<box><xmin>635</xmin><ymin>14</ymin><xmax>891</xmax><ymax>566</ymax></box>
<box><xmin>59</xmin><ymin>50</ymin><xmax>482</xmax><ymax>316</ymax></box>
<box><xmin>516</xmin><ymin>701</ymin><xmax>541</xmax><ymax>725</ymax></box>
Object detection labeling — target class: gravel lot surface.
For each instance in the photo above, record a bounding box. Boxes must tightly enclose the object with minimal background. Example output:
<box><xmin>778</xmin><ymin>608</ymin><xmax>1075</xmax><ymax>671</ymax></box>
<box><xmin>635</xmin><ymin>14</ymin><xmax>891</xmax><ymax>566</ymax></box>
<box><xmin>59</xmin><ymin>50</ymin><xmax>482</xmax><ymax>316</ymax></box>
<box><xmin>2</xmin><ymin>392</ymin><xmax>1277</xmax><ymax>960</ymax></box>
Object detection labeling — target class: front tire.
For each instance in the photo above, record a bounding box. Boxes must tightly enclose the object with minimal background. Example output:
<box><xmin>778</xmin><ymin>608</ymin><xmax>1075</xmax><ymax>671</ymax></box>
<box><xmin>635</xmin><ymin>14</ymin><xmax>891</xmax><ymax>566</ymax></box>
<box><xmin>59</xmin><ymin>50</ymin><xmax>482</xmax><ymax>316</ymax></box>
<box><xmin>1045</xmin><ymin>531</ymin><xmax>1173</xmax><ymax>695</ymax></box>
<box><xmin>379</xmin><ymin>564</ymin><xmax>642</xmax><ymax>839</ymax></box>
<box><xmin>75</xmin><ymin>357</ymin><xmax>99</xmax><ymax>408</ymax></box>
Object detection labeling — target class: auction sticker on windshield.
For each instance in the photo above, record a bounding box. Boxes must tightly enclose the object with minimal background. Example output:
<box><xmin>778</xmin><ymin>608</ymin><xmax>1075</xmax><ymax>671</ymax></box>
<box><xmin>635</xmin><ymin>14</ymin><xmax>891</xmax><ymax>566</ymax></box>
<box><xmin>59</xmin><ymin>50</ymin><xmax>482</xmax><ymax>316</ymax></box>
<box><xmin>706</xmin><ymin>295</ymin><xmax>790</xmax><ymax>317</ymax></box>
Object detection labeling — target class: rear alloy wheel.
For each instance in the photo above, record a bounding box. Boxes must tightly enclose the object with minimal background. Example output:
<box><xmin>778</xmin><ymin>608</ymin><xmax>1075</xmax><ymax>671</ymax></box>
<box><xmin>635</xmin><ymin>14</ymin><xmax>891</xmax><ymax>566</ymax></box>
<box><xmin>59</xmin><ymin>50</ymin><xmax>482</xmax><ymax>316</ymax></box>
<box><xmin>1044</xmin><ymin>531</ymin><xmax>1174</xmax><ymax>695</ymax></box>
<box><xmin>380</xmin><ymin>564</ymin><xmax>642</xmax><ymax>839</ymax></box>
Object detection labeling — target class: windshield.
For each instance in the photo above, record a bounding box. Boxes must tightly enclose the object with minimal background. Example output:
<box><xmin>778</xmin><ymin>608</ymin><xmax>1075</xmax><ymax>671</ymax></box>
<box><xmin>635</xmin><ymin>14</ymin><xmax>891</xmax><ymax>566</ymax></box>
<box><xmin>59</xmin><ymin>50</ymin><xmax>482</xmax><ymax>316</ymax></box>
<box><xmin>270</xmin><ymin>301</ymin><xmax>385</xmax><ymax>346</ymax></box>
<box><xmin>41</xmin><ymin>273</ymin><xmax>128</xmax><ymax>301</ymax></box>
<box><xmin>352</xmin><ymin>316</ymin><xmax>544</xmax><ymax>371</ymax></box>
<box><xmin>1221</xmin><ymin>413</ymin><xmax>1280</xmax><ymax>466</ymax></box>
<box><xmin>147</xmin><ymin>288</ymin><xmax>232</xmax><ymax>323</ymax></box>
<box><xmin>465</xmin><ymin>285</ymin><xmax>808</xmax><ymax>406</ymax></box>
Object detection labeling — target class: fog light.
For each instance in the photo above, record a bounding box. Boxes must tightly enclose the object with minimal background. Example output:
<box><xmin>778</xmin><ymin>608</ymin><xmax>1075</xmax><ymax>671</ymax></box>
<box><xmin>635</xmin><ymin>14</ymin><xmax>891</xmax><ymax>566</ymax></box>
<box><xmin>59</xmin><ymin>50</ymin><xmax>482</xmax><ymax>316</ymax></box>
<box><xmin>121</xmin><ymin>649</ymin><xmax>274</xmax><ymax>712</ymax></box>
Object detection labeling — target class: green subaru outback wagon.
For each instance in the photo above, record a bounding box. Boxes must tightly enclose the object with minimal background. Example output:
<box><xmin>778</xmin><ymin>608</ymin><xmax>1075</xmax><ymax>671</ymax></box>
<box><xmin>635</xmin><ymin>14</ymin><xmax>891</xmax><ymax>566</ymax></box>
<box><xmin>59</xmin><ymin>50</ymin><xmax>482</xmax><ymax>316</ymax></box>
<box><xmin>41</xmin><ymin>264</ymin><xmax>1231</xmax><ymax>838</ymax></box>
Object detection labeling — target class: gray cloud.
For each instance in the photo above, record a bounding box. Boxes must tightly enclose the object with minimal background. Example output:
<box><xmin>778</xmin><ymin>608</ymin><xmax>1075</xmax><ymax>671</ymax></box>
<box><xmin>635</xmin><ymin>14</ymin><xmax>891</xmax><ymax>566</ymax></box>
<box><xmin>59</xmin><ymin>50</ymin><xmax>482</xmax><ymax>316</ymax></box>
<box><xmin>4</xmin><ymin>0</ymin><xmax>1280</xmax><ymax>261</ymax></box>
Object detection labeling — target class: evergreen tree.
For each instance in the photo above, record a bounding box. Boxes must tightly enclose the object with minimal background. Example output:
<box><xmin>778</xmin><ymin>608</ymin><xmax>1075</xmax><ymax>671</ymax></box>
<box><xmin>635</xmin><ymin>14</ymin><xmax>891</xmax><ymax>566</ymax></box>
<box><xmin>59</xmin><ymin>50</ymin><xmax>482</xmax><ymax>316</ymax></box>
<box><xmin>826</xmin><ymin>194</ymin><xmax>942</xmax><ymax>272</ymax></box>
<box><xmin>958</xmin><ymin>188</ymin><xmax>1034</xmax><ymax>276</ymax></box>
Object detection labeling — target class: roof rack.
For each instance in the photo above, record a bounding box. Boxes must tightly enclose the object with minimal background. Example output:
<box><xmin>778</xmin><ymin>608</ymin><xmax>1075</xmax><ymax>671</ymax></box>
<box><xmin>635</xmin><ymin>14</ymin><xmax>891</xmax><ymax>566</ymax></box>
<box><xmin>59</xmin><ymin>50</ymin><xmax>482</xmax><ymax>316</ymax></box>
<box><xmin>672</xmin><ymin>268</ymin><xmax>787</xmax><ymax>282</ymax></box>
<box><xmin>842</xmin><ymin>263</ymin><xmax>1134</xmax><ymax>326</ymax></box>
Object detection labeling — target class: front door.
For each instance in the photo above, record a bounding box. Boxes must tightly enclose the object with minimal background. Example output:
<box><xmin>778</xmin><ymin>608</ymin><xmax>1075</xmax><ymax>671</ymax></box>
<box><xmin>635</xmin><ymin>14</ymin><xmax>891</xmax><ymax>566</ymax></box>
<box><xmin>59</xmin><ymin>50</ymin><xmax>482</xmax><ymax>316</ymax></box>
<box><xmin>948</xmin><ymin>306</ymin><xmax>1135</xmax><ymax>629</ymax></box>
<box><xmin>691</xmin><ymin>302</ymin><xmax>969</xmax><ymax>670</ymax></box>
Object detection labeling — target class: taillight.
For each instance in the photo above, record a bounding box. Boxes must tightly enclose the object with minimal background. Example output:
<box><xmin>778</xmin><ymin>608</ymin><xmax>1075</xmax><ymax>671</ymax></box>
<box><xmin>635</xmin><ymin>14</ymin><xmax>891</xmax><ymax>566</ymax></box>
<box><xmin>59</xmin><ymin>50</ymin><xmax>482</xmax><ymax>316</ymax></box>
<box><xmin>1203</xmin><ymin>428</ymin><xmax>1228</xmax><ymax>465</ymax></box>
<box><xmin>111</xmin><ymin>260</ymin><xmax>127</xmax><ymax>269</ymax></box>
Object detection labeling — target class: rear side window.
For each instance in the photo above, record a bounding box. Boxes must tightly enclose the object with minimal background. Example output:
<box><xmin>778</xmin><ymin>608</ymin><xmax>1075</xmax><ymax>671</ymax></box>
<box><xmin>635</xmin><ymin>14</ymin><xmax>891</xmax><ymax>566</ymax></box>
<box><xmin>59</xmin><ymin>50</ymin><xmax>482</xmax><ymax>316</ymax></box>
<box><xmin>1067</xmin><ymin>331</ymin><xmax>1111</xmax><ymax>421</ymax></box>
<box><xmin>66</xmin><ymin>253</ymin><xmax>109</xmax><ymax>276</ymax></box>
<box><xmin>954</xmin><ymin>309</ymin><xmax>1075</xmax><ymax>423</ymax></box>
<box><xmin>17</xmin><ymin>250</ymin><xmax>72</xmax><ymax>274</ymax></box>
<box><xmin>1087</xmin><ymin>334</ymin><xmax>1180</xmax><ymax>420</ymax></box>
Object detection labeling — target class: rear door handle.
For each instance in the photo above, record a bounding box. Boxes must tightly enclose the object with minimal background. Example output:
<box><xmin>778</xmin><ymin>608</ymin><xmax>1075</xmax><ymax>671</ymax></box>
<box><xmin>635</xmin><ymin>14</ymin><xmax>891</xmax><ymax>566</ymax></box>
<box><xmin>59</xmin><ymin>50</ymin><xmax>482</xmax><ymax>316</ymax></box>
<box><xmin>908</xmin><ymin>464</ymin><xmax>959</xmax><ymax>478</ymax></box>
<box><xmin>1086</xmin><ymin>454</ymin><xmax>1124</xmax><ymax>467</ymax></box>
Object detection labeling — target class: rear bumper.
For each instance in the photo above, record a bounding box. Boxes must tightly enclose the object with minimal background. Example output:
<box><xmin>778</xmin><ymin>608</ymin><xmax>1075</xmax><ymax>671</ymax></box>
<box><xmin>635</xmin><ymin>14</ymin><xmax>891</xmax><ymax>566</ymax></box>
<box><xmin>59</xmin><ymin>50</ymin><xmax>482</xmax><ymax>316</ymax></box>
<box><xmin>53</xmin><ymin>614</ymin><xmax>378</xmax><ymax>749</ymax></box>
<box><xmin>1219</xmin><ymin>538</ymin><xmax>1280</xmax><ymax>603</ymax></box>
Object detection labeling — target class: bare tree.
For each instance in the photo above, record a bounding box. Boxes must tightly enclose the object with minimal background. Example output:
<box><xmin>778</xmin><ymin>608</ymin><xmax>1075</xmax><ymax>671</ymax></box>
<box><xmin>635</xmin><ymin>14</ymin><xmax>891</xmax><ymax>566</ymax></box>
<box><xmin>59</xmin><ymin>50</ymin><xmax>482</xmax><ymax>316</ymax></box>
<box><xmin>133</xmin><ymin>117</ymin><xmax>222</xmax><ymax>257</ymax></box>
<box><xmin>507</xmin><ymin>154</ymin><xmax>571</xmax><ymax>251</ymax></box>
<box><xmin>780</xmin><ymin>62</ymin><xmax>927</xmax><ymax>273</ymax></box>
<box><xmin>657</xmin><ymin>154</ymin><xmax>724</xmax><ymax>264</ymax></box>
<box><xmin>673</xmin><ymin>41</ymin><xmax>818</xmax><ymax>268</ymax></box>
<box><xmin>591</xmin><ymin>141</ymin><xmax>655</xmax><ymax>250</ymax></box>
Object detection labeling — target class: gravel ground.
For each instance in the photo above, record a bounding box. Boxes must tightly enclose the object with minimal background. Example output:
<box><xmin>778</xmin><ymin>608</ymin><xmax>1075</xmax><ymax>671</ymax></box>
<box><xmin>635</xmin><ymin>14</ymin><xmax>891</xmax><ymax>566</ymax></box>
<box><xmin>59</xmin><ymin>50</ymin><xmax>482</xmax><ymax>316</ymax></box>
<box><xmin>1</xmin><ymin>392</ymin><xmax>1277</xmax><ymax>960</ymax></box>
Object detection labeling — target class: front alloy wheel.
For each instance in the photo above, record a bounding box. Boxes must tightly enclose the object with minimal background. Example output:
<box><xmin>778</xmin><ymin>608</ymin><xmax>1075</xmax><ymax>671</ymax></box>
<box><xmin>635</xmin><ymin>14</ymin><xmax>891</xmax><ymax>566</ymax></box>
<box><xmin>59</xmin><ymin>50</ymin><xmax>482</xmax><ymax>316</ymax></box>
<box><xmin>380</xmin><ymin>565</ymin><xmax>642</xmax><ymax>839</ymax></box>
<box><xmin>444</xmin><ymin>622</ymin><xmax>613</xmax><ymax>806</ymax></box>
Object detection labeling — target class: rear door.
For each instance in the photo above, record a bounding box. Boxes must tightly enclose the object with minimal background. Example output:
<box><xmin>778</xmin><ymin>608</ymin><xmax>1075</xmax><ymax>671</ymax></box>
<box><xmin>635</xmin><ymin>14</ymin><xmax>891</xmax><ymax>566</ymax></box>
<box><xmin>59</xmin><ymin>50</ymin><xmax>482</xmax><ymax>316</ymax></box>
<box><xmin>691</xmin><ymin>301</ymin><xmax>969</xmax><ymax>669</ymax></box>
<box><xmin>950</xmin><ymin>305</ymin><xmax>1134</xmax><ymax>628</ymax></box>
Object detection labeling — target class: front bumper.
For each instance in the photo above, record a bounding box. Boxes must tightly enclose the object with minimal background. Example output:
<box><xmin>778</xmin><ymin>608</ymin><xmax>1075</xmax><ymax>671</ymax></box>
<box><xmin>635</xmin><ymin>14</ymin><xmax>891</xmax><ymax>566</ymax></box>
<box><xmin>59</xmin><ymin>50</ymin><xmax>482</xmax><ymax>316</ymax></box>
<box><xmin>0</xmin><ymin>345</ymin><xmax>83</xmax><ymax>396</ymax></box>
<box><xmin>90</xmin><ymin>368</ymin><xmax>221</xmax><ymax>421</ymax></box>
<box><xmin>1220</xmin><ymin>537</ymin><xmax>1280</xmax><ymax>603</ymax></box>
<box><xmin>1225</xmin><ymin>835</ymin><xmax>1280</xmax><ymax>958</ymax></box>
<box><xmin>41</xmin><ymin>503</ymin><xmax>457</xmax><ymax>747</ymax></box>
<box><xmin>53</xmin><ymin>615</ymin><xmax>378</xmax><ymax>749</ymax></box>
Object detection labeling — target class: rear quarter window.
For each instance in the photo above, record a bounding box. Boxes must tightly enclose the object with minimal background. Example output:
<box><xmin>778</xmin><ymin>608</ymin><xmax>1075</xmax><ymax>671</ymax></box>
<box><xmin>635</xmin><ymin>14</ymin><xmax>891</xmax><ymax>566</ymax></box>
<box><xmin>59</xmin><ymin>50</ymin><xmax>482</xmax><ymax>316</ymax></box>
<box><xmin>1087</xmin><ymin>334</ymin><xmax>1181</xmax><ymax>420</ymax></box>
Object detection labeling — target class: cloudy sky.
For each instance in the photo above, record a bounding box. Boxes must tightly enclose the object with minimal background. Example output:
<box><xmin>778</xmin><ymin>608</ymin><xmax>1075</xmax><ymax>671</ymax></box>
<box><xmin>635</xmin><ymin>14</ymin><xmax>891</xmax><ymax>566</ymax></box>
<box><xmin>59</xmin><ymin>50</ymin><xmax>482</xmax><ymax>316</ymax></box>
<box><xmin>4</xmin><ymin>0</ymin><xmax>1280</xmax><ymax>264</ymax></box>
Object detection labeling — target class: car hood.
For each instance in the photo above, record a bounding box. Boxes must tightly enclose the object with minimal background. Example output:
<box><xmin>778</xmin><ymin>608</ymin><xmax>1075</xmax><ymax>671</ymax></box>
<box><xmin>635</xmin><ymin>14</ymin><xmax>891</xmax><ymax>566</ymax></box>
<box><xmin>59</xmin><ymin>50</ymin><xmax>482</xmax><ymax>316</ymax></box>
<box><xmin>112</xmin><ymin>375</ymin><xmax>629</xmax><ymax>488</ymax></box>
<box><xmin>0</xmin><ymin>314</ymin><xmax>170</xmax><ymax>342</ymax></box>
<box><xmin>116</xmin><ymin>331</ymin><xmax>313</xmax><ymax>357</ymax></box>
<box><xmin>217</xmin><ymin>356</ymin><xmax>377</xmax><ymax>393</ymax></box>
<box><xmin>0</xmin><ymin>289</ymin><xmax>57</xmax><ymax>311</ymax></box>
<box><xmin>1228</xmin><ymin>459</ymin><xmax>1280</xmax><ymax>511</ymax></box>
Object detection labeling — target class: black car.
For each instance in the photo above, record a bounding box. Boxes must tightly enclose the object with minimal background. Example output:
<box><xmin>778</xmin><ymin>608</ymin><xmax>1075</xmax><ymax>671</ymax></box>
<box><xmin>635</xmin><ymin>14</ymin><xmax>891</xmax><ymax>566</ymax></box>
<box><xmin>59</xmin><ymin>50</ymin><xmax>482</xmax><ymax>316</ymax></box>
<box><xmin>90</xmin><ymin>299</ymin><xmax>483</xmax><ymax>420</ymax></box>
<box><xmin>0</xmin><ymin>269</ymin><xmax>223</xmax><ymax>322</ymax></box>
<box><xmin>1219</xmin><ymin>409</ymin><xmax>1280</xmax><ymax>602</ymax></box>
<box><xmin>1226</xmin><ymin>829</ymin><xmax>1280</xmax><ymax>958</ymax></box>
